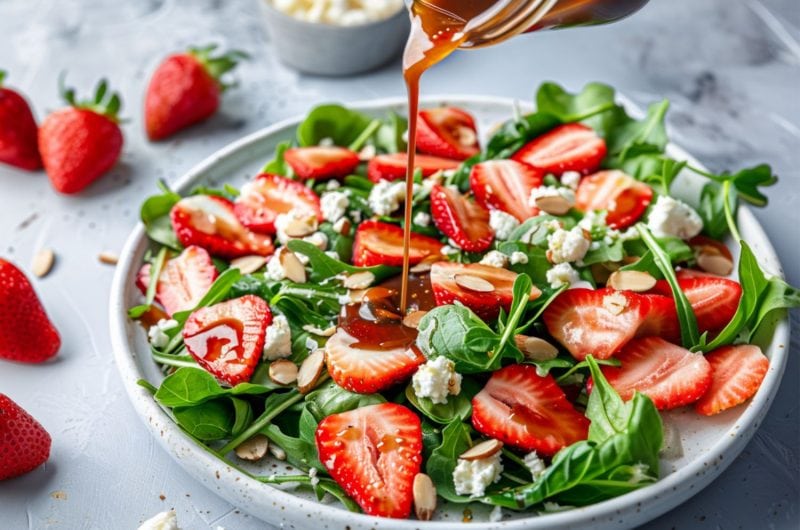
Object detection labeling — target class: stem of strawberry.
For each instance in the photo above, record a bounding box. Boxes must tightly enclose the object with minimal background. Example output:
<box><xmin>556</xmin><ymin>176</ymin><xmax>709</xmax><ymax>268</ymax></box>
<box><xmin>189</xmin><ymin>44</ymin><xmax>249</xmax><ymax>92</ymax></box>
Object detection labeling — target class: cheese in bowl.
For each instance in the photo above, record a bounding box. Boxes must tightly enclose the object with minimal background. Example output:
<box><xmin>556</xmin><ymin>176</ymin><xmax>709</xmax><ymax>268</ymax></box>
<box><xmin>270</xmin><ymin>0</ymin><xmax>404</xmax><ymax>26</ymax></box>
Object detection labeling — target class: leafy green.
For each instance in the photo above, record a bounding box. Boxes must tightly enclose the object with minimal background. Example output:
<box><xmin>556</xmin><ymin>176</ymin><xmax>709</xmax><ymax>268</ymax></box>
<box><xmin>262</xmin><ymin>423</ymin><xmax>323</xmax><ymax>470</ymax></box>
<box><xmin>374</xmin><ymin>111</ymin><xmax>408</xmax><ymax>153</ymax></box>
<box><xmin>404</xmin><ymin>378</ymin><xmax>479</xmax><ymax>425</ymax></box>
<box><xmin>535</xmin><ymin>81</ymin><xmax>622</xmax><ymax>130</ymax></box>
<box><xmin>296</xmin><ymin>104</ymin><xmax>373</xmax><ymax>147</ymax></box>
<box><xmin>128</xmin><ymin>247</ymin><xmax>169</xmax><ymax>318</ymax></box>
<box><xmin>698</xmin><ymin>181</ymin><xmax>736</xmax><ymax>240</ymax></box>
<box><xmin>606</xmin><ymin>100</ymin><xmax>669</xmax><ymax>163</ymax></box>
<box><xmin>173</xmin><ymin>398</ymin><xmax>235</xmax><ymax>441</ymax></box>
<box><xmin>262</xmin><ymin>140</ymin><xmax>293</xmax><ymax>176</ymax></box>
<box><xmin>426</xmin><ymin>420</ymin><xmax>473</xmax><ymax>503</ymax></box>
<box><xmin>140</xmin><ymin>181</ymin><xmax>182</xmax><ymax>250</ymax></box>
<box><xmin>582</xmin><ymin>238</ymin><xmax>624</xmax><ymax>266</ymax></box>
<box><xmin>498</xmin><ymin>242</ymin><xmax>550</xmax><ymax>285</ymax></box>
<box><xmin>154</xmin><ymin>367</ymin><xmax>277</xmax><ymax>408</ymax></box>
<box><xmin>304</xmin><ymin>381</ymin><xmax>385</xmax><ymax>417</ymax></box>
<box><xmin>287</xmin><ymin>239</ymin><xmax>398</xmax><ymax>282</ymax></box>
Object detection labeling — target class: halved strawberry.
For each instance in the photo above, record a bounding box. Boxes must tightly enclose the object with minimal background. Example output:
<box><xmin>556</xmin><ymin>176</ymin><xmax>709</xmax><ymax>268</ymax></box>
<box><xmin>416</xmin><ymin>107</ymin><xmax>480</xmax><ymax>161</ymax></box>
<box><xmin>543</xmin><ymin>288</ymin><xmax>649</xmax><ymax>361</ymax></box>
<box><xmin>429</xmin><ymin>262</ymin><xmax>541</xmax><ymax>321</ymax></box>
<box><xmin>575</xmin><ymin>170</ymin><xmax>653</xmax><ymax>229</ymax></box>
<box><xmin>234</xmin><ymin>173</ymin><xmax>321</xmax><ymax>234</ymax></box>
<box><xmin>325</xmin><ymin>327</ymin><xmax>424</xmax><ymax>394</ymax></box>
<box><xmin>316</xmin><ymin>403</ymin><xmax>422</xmax><ymax>518</ymax></box>
<box><xmin>638</xmin><ymin>294</ymin><xmax>680</xmax><ymax>343</ymax></box>
<box><xmin>469</xmin><ymin>159</ymin><xmax>543</xmax><ymax>222</ymax></box>
<box><xmin>511</xmin><ymin>123</ymin><xmax>607</xmax><ymax>176</ymax></box>
<box><xmin>352</xmin><ymin>220</ymin><xmax>443</xmax><ymax>267</ymax></box>
<box><xmin>170</xmin><ymin>195</ymin><xmax>275</xmax><ymax>259</ymax></box>
<box><xmin>183</xmin><ymin>295</ymin><xmax>272</xmax><ymax>386</ymax></box>
<box><xmin>366</xmin><ymin>153</ymin><xmax>460</xmax><ymax>183</ymax></box>
<box><xmin>284</xmin><ymin>146</ymin><xmax>360</xmax><ymax>180</ymax></box>
<box><xmin>651</xmin><ymin>274</ymin><xmax>742</xmax><ymax>335</ymax></box>
<box><xmin>472</xmin><ymin>364</ymin><xmax>589</xmax><ymax>455</ymax></box>
<box><xmin>135</xmin><ymin>246</ymin><xmax>219</xmax><ymax>316</ymax></box>
<box><xmin>695</xmin><ymin>344</ymin><xmax>769</xmax><ymax>416</ymax></box>
<box><xmin>430</xmin><ymin>184</ymin><xmax>493</xmax><ymax>252</ymax></box>
<box><xmin>598</xmin><ymin>337</ymin><xmax>712</xmax><ymax>410</ymax></box>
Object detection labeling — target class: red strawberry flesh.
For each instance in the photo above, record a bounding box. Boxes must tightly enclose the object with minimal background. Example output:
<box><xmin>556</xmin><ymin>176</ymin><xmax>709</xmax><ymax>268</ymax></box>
<box><xmin>284</xmin><ymin>146</ymin><xmax>360</xmax><ymax>180</ymax></box>
<box><xmin>416</xmin><ymin>107</ymin><xmax>480</xmax><ymax>161</ymax></box>
<box><xmin>234</xmin><ymin>173</ymin><xmax>321</xmax><ymax>233</ymax></box>
<box><xmin>430</xmin><ymin>184</ymin><xmax>494</xmax><ymax>252</ymax></box>
<box><xmin>695</xmin><ymin>344</ymin><xmax>769</xmax><ymax>416</ymax></box>
<box><xmin>470</xmin><ymin>159</ymin><xmax>543</xmax><ymax>222</ymax></box>
<box><xmin>367</xmin><ymin>153</ymin><xmax>460</xmax><ymax>183</ymax></box>
<box><xmin>352</xmin><ymin>220</ymin><xmax>443</xmax><ymax>267</ymax></box>
<box><xmin>512</xmin><ymin>123</ymin><xmax>607</xmax><ymax>176</ymax></box>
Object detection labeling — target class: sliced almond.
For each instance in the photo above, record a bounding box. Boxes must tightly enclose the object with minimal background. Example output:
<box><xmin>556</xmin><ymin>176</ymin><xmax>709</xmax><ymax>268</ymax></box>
<box><xmin>333</xmin><ymin>217</ymin><xmax>351</xmax><ymax>235</ymax></box>
<box><xmin>268</xmin><ymin>443</ymin><xmax>287</xmax><ymax>461</ymax></box>
<box><xmin>607</xmin><ymin>270</ymin><xmax>657</xmax><ymax>292</ymax></box>
<box><xmin>534</xmin><ymin>195</ymin><xmax>572</xmax><ymax>216</ymax></box>
<box><xmin>410</xmin><ymin>261</ymin><xmax>433</xmax><ymax>274</ymax></box>
<box><xmin>697</xmin><ymin>251</ymin><xmax>734</xmax><ymax>277</ymax></box>
<box><xmin>343</xmin><ymin>271</ymin><xmax>375</xmax><ymax>290</ymax></box>
<box><xmin>269</xmin><ymin>359</ymin><xmax>298</xmax><ymax>386</ymax></box>
<box><xmin>230</xmin><ymin>255</ymin><xmax>267</xmax><ymax>275</ymax></box>
<box><xmin>98</xmin><ymin>251</ymin><xmax>118</xmax><ymax>265</ymax></box>
<box><xmin>283</xmin><ymin>215</ymin><xmax>317</xmax><ymax>238</ymax></box>
<box><xmin>32</xmin><ymin>248</ymin><xmax>55</xmax><ymax>277</ymax></box>
<box><xmin>454</xmin><ymin>274</ymin><xmax>495</xmax><ymax>293</ymax></box>
<box><xmin>234</xmin><ymin>434</ymin><xmax>269</xmax><ymax>461</ymax></box>
<box><xmin>459</xmin><ymin>439</ymin><xmax>504</xmax><ymax>461</ymax></box>
<box><xmin>297</xmin><ymin>349</ymin><xmax>326</xmax><ymax>394</ymax></box>
<box><xmin>603</xmin><ymin>292</ymin><xmax>628</xmax><ymax>315</ymax></box>
<box><xmin>515</xmin><ymin>335</ymin><xmax>559</xmax><ymax>361</ymax></box>
<box><xmin>279</xmin><ymin>248</ymin><xmax>307</xmax><ymax>284</ymax></box>
<box><xmin>454</xmin><ymin>125</ymin><xmax>477</xmax><ymax>147</ymax></box>
<box><xmin>302</xmin><ymin>324</ymin><xmax>336</xmax><ymax>337</ymax></box>
<box><xmin>413</xmin><ymin>473</ymin><xmax>437</xmax><ymax>521</ymax></box>
<box><xmin>402</xmin><ymin>310</ymin><xmax>428</xmax><ymax>329</ymax></box>
<box><xmin>346</xmin><ymin>289</ymin><xmax>367</xmax><ymax>303</ymax></box>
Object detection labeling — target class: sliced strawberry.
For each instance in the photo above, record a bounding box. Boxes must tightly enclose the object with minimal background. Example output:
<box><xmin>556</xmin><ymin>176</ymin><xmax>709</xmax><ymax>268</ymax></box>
<box><xmin>325</xmin><ymin>327</ymin><xmax>425</xmax><ymax>394</ymax></box>
<box><xmin>638</xmin><ymin>294</ymin><xmax>681</xmax><ymax>343</ymax></box>
<box><xmin>651</xmin><ymin>274</ymin><xmax>742</xmax><ymax>335</ymax></box>
<box><xmin>430</xmin><ymin>184</ymin><xmax>493</xmax><ymax>252</ymax></box>
<box><xmin>511</xmin><ymin>123</ymin><xmax>607</xmax><ymax>176</ymax></box>
<box><xmin>316</xmin><ymin>403</ymin><xmax>422</xmax><ymax>518</ymax></box>
<box><xmin>284</xmin><ymin>146</ymin><xmax>360</xmax><ymax>180</ymax></box>
<box><xmin>430</xmin><ymin>262</ymin><xmax>541</xmax><ymax>321</ymax></box>
<box><xmin>416</xmin><ymin>107</ymin><xmax>480</xmax><ymax>161</ymax></box>
<box><xmin>472</xmin><ymin>364</ymin><xmax>589</xmax><ymax>455</ymax></box>
<box><xmin>543</xmin><ymin>288</ymin><xmax>649</xmax><ymax>361</ymax></box>
<box><xmin>170</xmin><ymin>195</ymin><xmax>275</xmax><ymax>259</ymax></box>
<box><xmin>469</xmin><ymin>159</ymin><xmax>543</xmax><ymax>222</ymax></box>
<box><xmin>575</xmin><ymin>170</ymin><xmax>653</xmax><ymax>229</ymax></box>
<box><xmin>183</xmin><ymin>295</ymin><xmax>271</xmax><ymax>386</ymax></box>
<box><xmin>366</xmin><ymin>153</ymin><xmax>460</xmax><ymax>183</ymax></box>
<box><xmin>598</xmin><ymin>337</ymin><xmax>712</xmax><ymax>410</ymax></box>
<box><xmin>695</xmin><ymin>344</ymin><xmax>769</xmax><ymax>416</ymax></box>
<box><xmin>234</xmin><ymin>173</ymin><xmax>321</xmax><ymax>234</ymax></box>
<box><xmin>135</xmin><ymin>246</ymin><xmax>218</xmax><ymax>316</ymax></box>
<box><xmin>352</xmin><ymin>220</ymin><xmax>443</xmax><ymax>267</ymax></box>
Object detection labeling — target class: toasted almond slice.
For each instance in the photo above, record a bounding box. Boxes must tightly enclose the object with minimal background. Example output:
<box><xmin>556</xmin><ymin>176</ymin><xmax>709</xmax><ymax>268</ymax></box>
<box><xmin>459</xmin><ymin>439</ymin><xmax>504</xmax><ymax>461</ymax></box>
<box><xmin>230</xmin><ymin>255</ymin><xmax>267</xmax><ymax>275</ymax></box>
<box><xmin>283</xmin><ymin>215</ymin><xmax>317</xmax><ymax>238</ymax></box>
<box><xmin>98</xmin><ymin>251</ymin><xmax>118</xmax><ymax>265</ymax></box>
<box><xmin>603</xmin><ymin>292</ymin><xmax>628</xmax><ymax>315</ymax></box>
<box><xmin>343</xmin><ymin>271</ymin><xmax>375</xmax><ymax>290</ymax></box>
<box><xmin>696</xmin><ymin>252</ymin><xmax>734</xmax><ymax>276</ymax></box>
<box><xmin>402</xmin><ymin>310</ymin><xmax>428</xmax><ymax>329</ymax></box>
<box><xmin>280</xmin><ymin>248</ymin><xmax>307</xmax><ymax>284</ymax></box>
<box><xmin>454</xmin><ymin>274</ymin><xmax>495</xmax><ymax>293</ymax></box>
<box><xmin>607</xmin><ymin>270</ymin><xmax>657</xmax><ymax>292</ymax></box>
<box><xmin>535</xmin><ymin>195</ymin><xmax>572</xmax><ymax>216</ymax></box>
<box><xmin>32</xmin><ymin>248</ymin><xmax>55</xmax><ymax>277</ymax></box>
<box><xmin>297</xmin><ymin>349</ymin><xmax>326</xmax><ymax>394</ymax></box>
<box><xmin>302</xmin><ymin>324</ymin><xmax>337</xmax><ymax>337</ymax></box>
<box><xmin>514</xmin><ymin>335</ymin><xmax>559</xmax><ymax>361</ymax></box>
<box><xmin>413</xmin><ymin>473</ymin><xmax>437</xmax><ymax>521</ymax></box>
<box><xmin>268</xmin><ymin>443</ymin><xmax>287</xmax><ymax>461</ymax></box>
<box><xmin>333</xmin><ymin>217</ymin><xmax>351</xmax><ymax>235</ymax></box>
<box><xmin>269</xmin><ymin>359</ymin><xmax>299</xmax><ymax>386</ymax></box>
<box><xmin>410</xmin><ymin>262</ymin><xmax>432</xmax><ymax>274</ymax></box>
<box><xmin>346</xmin><ymin>289</ymin><xmax>367</xmax><ymax>303</ymax></box>
<box><xmin>454</xmin><ymin>125</ymin><xmax>477</xmax><ymax>147</ymax></box>
<box><xmin>235</xmin><ymin>434</ymin><xmax>269</xmax><ymax>461</ymax></box>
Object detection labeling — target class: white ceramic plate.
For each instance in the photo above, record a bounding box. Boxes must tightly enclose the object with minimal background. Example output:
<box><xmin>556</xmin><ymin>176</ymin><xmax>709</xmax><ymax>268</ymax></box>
<box><xmin>109</xmin><ymin>96</ymin><xmax>790</xmax><ymax>530</ymax></box>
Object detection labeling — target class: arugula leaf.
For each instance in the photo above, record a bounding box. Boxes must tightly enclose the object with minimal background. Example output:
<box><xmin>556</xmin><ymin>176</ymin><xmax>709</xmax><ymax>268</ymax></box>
<box><xmin>582</xmin><ymin>238</ymin><xmax>624</xmax><ymax>266</ymax></box>
<box><xmin>606</xmin><ymin>100</ymin><xmax>669</xmax><ymax>162</ymax></box>
<box><xmin>262</xmin><ymin>140</ymin><xmax>293</xmax><ymax>176</ymax></box>
<box><xmin>140</xmin><ymin>181</ymin><xmax>182</xmax><ymax>250</ymax></box>
<box><xmin>641</xmin><ymin>158</ymin><xmax>686</xmax><ymax>196</ymax></box>
<box><xmin>723</xmin><ymin>164</ymin><xmax>778</xmax><ymax>207</ymax></box>
<box><xmin>489</xmin><ymin>274</ymin><xmax>533</xmax><ymax>368</ymax></box>
<box><xmin>426</xmin><ymin>420</ymin><xmax>473</xmax><ymax>503</ymax></box>
<box><xmin>287</xmin><ymin>239</ymin><xmax>398</xmax><ymax>282</ymax></box>
<box><xmin>296</xmin><ymin>104</ymin><xmax>373</xmax><ymax>147</ymax></box>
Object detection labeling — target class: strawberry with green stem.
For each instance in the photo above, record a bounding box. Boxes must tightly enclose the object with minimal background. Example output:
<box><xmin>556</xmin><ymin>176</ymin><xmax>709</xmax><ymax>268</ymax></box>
<box><xmin>0</xmin><ymin>70</ymin><xmax>42</xmax><ymax>171</ymax></box>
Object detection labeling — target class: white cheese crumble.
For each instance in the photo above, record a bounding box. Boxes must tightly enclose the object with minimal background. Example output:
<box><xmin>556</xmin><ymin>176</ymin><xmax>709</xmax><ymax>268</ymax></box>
<box><xmin>646</xmin><ymin>195</ymin><xmax>703</xmax><ymax>240</ymax></box>
<box><xmin>441</xmin><ymin>245</ymin><xmax>459</xmax><ymax>256</ymax></box>
<box><xmin>325</xmin><ymin>250</ymin><xmax>340</xmax><ymax>260</ymax></box>
<box><xmin>308</xmin><ymin>466</ymin><xmax>320</xmax><ymax>486</ymax></box>
<box><xmin>320</xmin><ymin>191</ymin><xmax>349</xmax><ymax>222</ymax></box>
<box><xmin>510</xmin><ymin>251</ymin><xmax>529</xmax><ymax>265</ymax></box>
<box><xmin>411</xmin><ymin>356</ymin><xmax>462</xmax><ymax>405</ymax></box>
<box><xmin>303</xmin><ymin>231</ymin><xmax>329</xmax><ymax>250</ymax></box>
<box><xmin>368</xmin><ymin>180</ymin><xmax>406</xmax><ymax>216</ymax></box>
<box><xmin>325</xmin><ymin>179</ymin><xmax>341</xmax><ymax>190</ymax></box>
<box><xmin>270</xmin><ymin>0</ymin><xmax>404</xmax><ymax>26</ymax></box>
<box><xmin>148</xmin><ymin>319</ymin><xmax>178</xmax><ymax>349</ymax></box>
<box><xmin>413</xmin><ymin>211</ymin><xmax>431</xmax><ymax>227</ymax></box>
<box><xmin>265</xmin><ymin>249</ymin><xmax>289</xmax><ymax>281</ymax></box>
<box><xmin>489</xmin><ymin>210</ymin><xmax>520</xmax><ymax>241</ymax></box>
<box><xmin>489</xmin><ymin>505</ymin><xmax>503</xmax><ymax>523</ymax></box>
<box><xmin>274</xmin><ymin>208</ymin><xmax>319</xmax><ymax>245</ymax></box>
<box><xmin>561</xmin><ymin>171</ymin><xmax>582</xmax><ymax>190</ymax></box>
<box><xmin>263</xmin><ymin>314</ymin><xmax>293</xmax><ymax>360</ymax></box>
<box><xmin>529</xmin><ymin>185</ymin><xmax>576</xmax><ymax>207</ymax></box>
<box><xmin>138</xmin><ymin>510</ymin><xmax>180</xmax><ymax>530</ymax></box>
<box><xmin>479</xmin><ymin>250</ymin><xmax>508</xmax><ymax>269</ymax></box>
<box><xmin>546</xmin><ymin>262</ymin><xmax>580</xmax><ymax>289</ymax></box>
<box><xmin>547</xmin><ymin>227</ymin><xmax>590</xmax><ymax>264</ymax></box>
<box><xmin>523</xmin><ymin>451</ymin><xmax>547</xmax><ymax>479</ymax></box>
<box><xmin>578</xmin><ymin>210</ymin><xmax>607</xmax><ymax>233</ymax></box>
<box><xmin>317</xmin><ymin>137</ymin><xmax>335</xmax><ymax>147</ymax></box>
<box><xmin>452</xmin><ymin>451</ymin><xmax>503</xmax><ymax>497</ymax></box>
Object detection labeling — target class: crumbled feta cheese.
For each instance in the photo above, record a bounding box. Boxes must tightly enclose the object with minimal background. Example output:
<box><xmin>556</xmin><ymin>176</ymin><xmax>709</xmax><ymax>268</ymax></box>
<box><xmin>266</xmin><ymin>250</ymin><xmax>288</xmax><ymax>282</ymax></box>
<box><xmin>148</xmin><ymin>319</ymin><xmax>178</xmax><ymax>349</ymax></box>
<box><xmin>510</xmin><ymin>251</ymin><xmax>529</xmax><ymax>265</ymax></box>
<box><xmin>529</xmin><ymin>185</ymin><xmax>575</xmax><ymax>207</ymax></box>
<box><xmin>271</xmin><ymin>0</ymin><xmax>403</xmax><ymax>26</ymax></box>
<box><xmin>578</xmin><ymin>210</ymin><xmax>607</xmax><ymax>233</ymax></box>
<box><xmin>489</xmin><ymin>505</ymin><xmax>503</xmax><ymax>522</ymax></box>
<box><xmin>304</xmin><ymin>231</ymin><xmax>329</xmax><ymax>250</ymax></box>
<box><xmin>547</xmin><ymin>227</ymin><xmax>590</xmax><ymax>264</ymax></box>
<box><xmin>452</xmin><ymin>451</ymin><xmax>503</xmax><ymax>497</ymax></box>
<box><xmin>325</xmin><ymin>179</ymin><xmax>341</xmax><ymax>190</ymax></box>
<box><xmin>317</xmin><ymin>137</ymin><xmax>335</xmax><ymax>147</ymax></box>
<box><xmin>441</xmin><ymin>245</ymin><xmax>459</xmax><ymax>256</ymax></box>
<box><xmin>546</xmin><ymin>262</ymin><xmax>580</xmax><ymax>289</ymax></box>
<box><xmin>561</xmin><ymin>171</ymin><xmax>581</xmax><ymax>190</ymax></box>
<box><xmin>263</xmin><ymin>315</ymin><xmax>292</xmax><ymax>360</ymax></box>
<box><xmin>309</xmin><ymin>466</ymin><xmax>320</xmax><ymax>487</ymax></box>
<box><xmin>489</xmin><ymin>210</ymin><xmax>520</xmax><ymax>241</ymax></box>
<box><xmin>138</xmin><ymin>510</ymin><xmax>180</xmax><ymax>530</ymax></box>
<box><xmin>368</xmin><ymin>180</ymin><xmax>406</xmax><ymax>216</ymax></box>
<box><xmin>332</xmin><ymin>216</ymin><xmax>350</xmax><ymax>235</ymax></box>
<box><xmin>349</xmin><ymin>209</ymin><xmax>362</xmax><ymax>223</ymax></box>
<box><xmin>646</xmin><ymin>195</ymin><xmax>703</xmax><ymax>240</ymax></box>
<box><xmin>479</xmin><ymin>250</ymin><xmax>509</xmax><ymax>269</ymax></box>
<box><xmin>413</xmin><ymin>211</ymin><xmax>431</xmax><ymax>227</ymax></box>
<box><xmin>325</xmin><ymin>250</ymin><xmax>340</xmax><ymax>260</ymax></box>
<box><xmin>523</xmin><ymin>451</ymin><xmax>547</xmax><ymax>479</ymax></box>
<box><xmin>320</xmin><ymin>191</ymin><xmax>349</xmax><ymax>222</ymax></box>
<box><xmin>541</xmin><ymin>501</ymin><xmax>573</xmax><ymax>513</ymax></box>
<box><xmin>412</xmin><ymin>356</ymin><xmax>462</xmax><ymax>405</ymax></box>
<box><xmin>305</xmin><ymin>336</ymin><xmax>319</xmax><ymax>351</ymax></box>
<box><xmin>274</xmin><ymin>208</ymin><xmax>318</xmax><ymax>245</ymax></box>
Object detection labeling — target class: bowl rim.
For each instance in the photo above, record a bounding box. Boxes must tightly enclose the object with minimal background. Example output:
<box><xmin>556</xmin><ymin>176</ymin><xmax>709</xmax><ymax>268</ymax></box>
<box><xmin>260</xmin><ymin>0</ymin><xmax>409</xmax><ymax>31</ymax></box>
<box><xmin>109</xmin><ymin>94</ymin><xmax>791</xmax><ymax>529</ymax></box>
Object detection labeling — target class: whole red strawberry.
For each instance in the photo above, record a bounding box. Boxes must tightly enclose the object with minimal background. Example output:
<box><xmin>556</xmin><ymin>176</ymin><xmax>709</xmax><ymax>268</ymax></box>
<box><xmin>0</xmin><ymin>70</ymin><xmax>42</xmax><ymax>171</ymax></box>
<box><xmin>0</xmin><ymin>259</ymin><xmax>60</xmax><ymax>363</ymax></box>
<box><xmin>0</xmin><ymin>394</ymin><xmax>51</xmax><ymax>480</ymax></box>
<box><xmin>145</xmin><ymin>44</ymin><xmax>248</xmax><ymax>141</ymax></box>
<box><xmin>39</xmin><ymin>77</ymin><xmax>124</xmax><ymax>194</ymax></box>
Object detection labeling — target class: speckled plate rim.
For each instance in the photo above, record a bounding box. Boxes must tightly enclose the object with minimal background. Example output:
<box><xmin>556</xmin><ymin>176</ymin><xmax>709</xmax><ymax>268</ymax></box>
<box><xmin>109</xmin><ymin>95</ymin><xmax>790</xmax><ymax>530</ymax></box>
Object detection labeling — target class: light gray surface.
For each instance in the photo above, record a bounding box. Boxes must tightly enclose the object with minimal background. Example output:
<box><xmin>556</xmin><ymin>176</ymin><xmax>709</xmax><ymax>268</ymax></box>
<box><xmin>0</xmin><ymin>0</ymin><xmax>797</xmax><ymax>529</ymax></box>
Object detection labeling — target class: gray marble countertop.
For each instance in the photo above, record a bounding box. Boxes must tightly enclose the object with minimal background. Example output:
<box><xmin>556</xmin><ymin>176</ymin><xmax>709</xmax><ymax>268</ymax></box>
<box><xmin>0</xmin><ymin>0</ymin><xmax>798</xmax><ymax>528</ymax></box>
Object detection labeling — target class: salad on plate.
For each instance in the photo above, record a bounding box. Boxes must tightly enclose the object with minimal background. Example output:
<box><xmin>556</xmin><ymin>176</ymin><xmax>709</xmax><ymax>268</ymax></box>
<box><xmin>130</xmin><ymin>81</ymin><xmax>799</xmax><ymax>521</ymax></box>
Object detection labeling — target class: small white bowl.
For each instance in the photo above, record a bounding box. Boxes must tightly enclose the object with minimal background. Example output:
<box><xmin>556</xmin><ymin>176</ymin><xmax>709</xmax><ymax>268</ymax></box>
<box><xmin>259</xmin><ymin>1</ymin><xmax>410</xmax><ymax>76</ymax></box>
